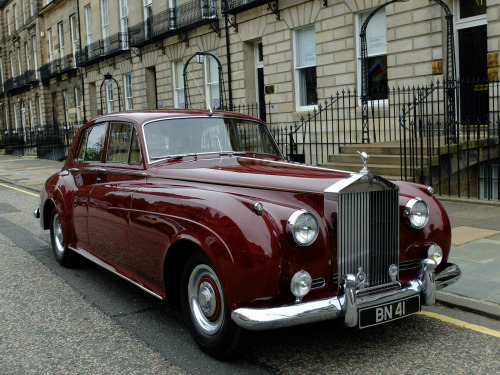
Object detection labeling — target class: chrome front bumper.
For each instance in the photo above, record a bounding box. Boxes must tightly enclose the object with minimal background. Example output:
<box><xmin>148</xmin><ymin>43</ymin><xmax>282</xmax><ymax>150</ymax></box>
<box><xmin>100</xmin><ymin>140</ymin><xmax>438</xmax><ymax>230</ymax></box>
<box><xmin>231</xmin><ymin>260</ymin><xmax>461</xmax><ymax>330</ymax></box>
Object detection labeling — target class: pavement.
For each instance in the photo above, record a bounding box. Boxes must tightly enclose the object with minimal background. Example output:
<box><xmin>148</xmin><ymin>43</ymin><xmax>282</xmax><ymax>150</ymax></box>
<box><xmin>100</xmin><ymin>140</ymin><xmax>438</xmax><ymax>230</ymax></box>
<box><xmin>1</xmin><ymin>153</ymin><xmax>499</xmax><ymax>320</ymax></box>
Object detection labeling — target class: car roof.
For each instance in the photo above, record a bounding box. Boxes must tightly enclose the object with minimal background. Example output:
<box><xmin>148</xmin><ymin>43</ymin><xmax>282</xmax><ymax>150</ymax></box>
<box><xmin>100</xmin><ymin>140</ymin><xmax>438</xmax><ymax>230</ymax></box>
<box><xmin>85</xmin><ymin>109</ymin><xmax>261</xmax><ymax>128</ymax></box>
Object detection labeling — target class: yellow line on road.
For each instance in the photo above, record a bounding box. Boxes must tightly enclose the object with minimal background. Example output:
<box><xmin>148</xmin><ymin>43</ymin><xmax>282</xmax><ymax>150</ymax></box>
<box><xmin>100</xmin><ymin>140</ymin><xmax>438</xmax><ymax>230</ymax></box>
<box><xmin>419</xmin><ymin>311</ymin><xmax>500</xmax><ymax>338</ymax></box>
<box><xmin>0</xmin><ymin>182</ymin><xmax>39</xmax><ymax>197</ymax></box>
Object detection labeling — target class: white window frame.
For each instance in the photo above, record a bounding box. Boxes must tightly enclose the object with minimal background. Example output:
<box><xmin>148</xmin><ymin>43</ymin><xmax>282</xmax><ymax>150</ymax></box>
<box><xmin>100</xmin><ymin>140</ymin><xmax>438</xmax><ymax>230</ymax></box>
<box><xmin>70</xmin><ymin>14</ymin><xmax>79</xmax><ymax>67</ymax></box>
<box><xmin>355</xmin><ymin>9</ymin><xmax>389</xmax><ymax>106</ymax></box>
<box><xmin>204</xmin><ymin>51</ymin><xmax>220</xmax><ymax>109</ymax></box>
<box><xmin>13</xmin><ymin>4</ymin><xmax>18</xmax><ymax>30</ymax></box>
<box><xmin>48</xmin><ymin>28</ymin><xmax>55</xmax><ymax>62</ymax></box>
<box><xmin>101</xmin><ymin>0</ymin><xmax>110</xmax><ymax>53</ymax></box>
<box><xmin>21</xmin><ymin>101</ymin><xmax>27</xmax><ymax>136</ymax></box>
<box><xmin>293</xmin><ymin>25</ymin><xmax>318</xmax><ymax>112</ymax></box>
<box><xmin>9</xmin><ymin>52</ymin><xmax>15</xmax><ymax>77</ymax></box>
<box><xmin>38</xmin><ymin>95</ymin><xmax>44</xmax><ymax>127</ymax></box>
<box><xmin>85</xmin><ymin>5</ymin><xmax>93</xmax><ymax>47</ymax></box>
<box><xmin>453</xmin><ymin>0</ymin><xmax>488</xmax><ymax>79</ymax></box>
<box><xmin>144</xmin><ymin>0</ymin><xmax>153</xmax><ymax>37</ymax></box>
<box><xmin>25</xmin><ymin>42</ymin><xmax>30</xmax><ymax>71</ymax></box>
<box><xmin>106</xmin><ymin>80</ymin><xmax>115</xmax><ymax>113</ymax></box>
<box><xmin>13</xmin><ymin>103</ymin><xmax>19</xmax><ymax>131</ymax></box>
<box><xmin>6</xmin><ymin>10</ymin><xmax>11</xmax><ymax>36</ymax></box>
<box><xmin>0</xmin><ymin>57</ymin><xmax>4</xmax><ymax>87</ymax></box>
<box><xmin>124</xmin><ymin>73</ymin><xmax>133</xmax><ymax>110</ymax></box>
<box><xmin>120</xmin><ymin>0</ymin><xmax>129</xmax><ymax>49</ymax></box>
<box><xmin>62</xmin><ymin>90</ymin><xmax>69</xmax><ymax>124</ymax></box>
<box><xmin>58</xmin><ymin>22</ymin><xmax>65</xmax><ymax>68</ymax></box>
<box><xmin>74</xmin><ymin>86</ymin><xmax>83</xmax><ymax>123</ymax></box>
<box><xmin>30</xmin><ymin>0</ymin><xmax>35</xmax><ymax>17</ymax></box>
<box><xmin>6</xmin><ymin>104</ymin><xmax>10</xmax><ymax>131</ymax></box>
<box><xmin>254</xmin><ymin>42</ymin><xmax>264</xmax><ymax>104</ymax></box>
<box><xmin>173</xmin><ymin>60</ymin><xmax>185</xmax><ymax>108</ymax></box>
<box><xmin>22</xmin><ymin>0</ymin><xmax>27</xmax><ymax>24</ymax></box>
<box><xmin>29</xmin><ymin>99</ymin><xmax>35</xmax><ymax>130</ymax></box>
<box><xmin>17</xmin><ymin>47</ymin><xmax>22</xmax><ymax>77</ymax></box>
<box><xmin>31</xmin><ymin>35</ymin><xmax>39</xmax><ymax>78</ymax></box>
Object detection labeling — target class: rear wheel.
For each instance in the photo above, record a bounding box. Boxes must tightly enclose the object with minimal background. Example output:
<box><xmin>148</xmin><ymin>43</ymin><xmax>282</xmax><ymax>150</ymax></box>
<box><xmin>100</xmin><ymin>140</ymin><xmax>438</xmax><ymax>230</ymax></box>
<box><xmin>50</xmin><ymin>207</ymin><xmax>77</xmax><ymax>267</ymax></box>
<box><xmin>180</xmin><ymin>252</ymin><xmax>249</xmax><ymax>359</ymax></box>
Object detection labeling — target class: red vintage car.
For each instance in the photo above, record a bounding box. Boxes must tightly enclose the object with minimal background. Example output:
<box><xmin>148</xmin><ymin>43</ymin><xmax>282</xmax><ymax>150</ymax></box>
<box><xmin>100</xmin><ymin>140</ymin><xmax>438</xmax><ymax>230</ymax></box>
<box><xmin>35</xmin><ymin>110</ymin><xmax>460</xmax><ymax>358</ymax></box>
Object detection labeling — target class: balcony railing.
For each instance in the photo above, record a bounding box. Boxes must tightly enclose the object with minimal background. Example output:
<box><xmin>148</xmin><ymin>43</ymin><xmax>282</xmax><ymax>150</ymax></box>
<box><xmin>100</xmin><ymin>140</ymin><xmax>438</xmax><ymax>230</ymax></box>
<box><xmin>3</xmin><ymin>70</ymin><xmax>37</xmax><ymax>93</ymax></box>
<box><xmin>39</xmin><ymin>54</ymin><xmax>77</xmax><ymax>81</ymax></box>
<box><xmin>221</xmin><ymin>0</ymin><xmax>269</xmax><ymax>14</ymax></box>
<box><xmin>77</xmin><ymin>32</ymin><xmax>129</xmax><ymax>67</ymax></box>
<box><xmin>129</xmin><ymin>0</ymin><xmax>218</xmax><ymax>47</ymax></box>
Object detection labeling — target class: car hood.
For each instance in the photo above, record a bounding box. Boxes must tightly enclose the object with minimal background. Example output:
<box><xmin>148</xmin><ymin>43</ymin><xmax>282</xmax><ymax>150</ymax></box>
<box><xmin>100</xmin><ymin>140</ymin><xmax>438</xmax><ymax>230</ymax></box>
<box><xmin>151</xmin><ymin>156</ymin><xmax>352</xmax><ymax>194</ymax></box>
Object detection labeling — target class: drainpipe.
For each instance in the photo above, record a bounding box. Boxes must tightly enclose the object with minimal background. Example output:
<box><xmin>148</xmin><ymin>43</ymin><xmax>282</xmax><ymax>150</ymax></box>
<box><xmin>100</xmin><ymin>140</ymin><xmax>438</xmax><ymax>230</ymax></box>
<box><xmin>76</xmin><ymin>0</ymin><xmax>87</xmax><ymax>122</ymax></box>
<box><xmin>224</xmin><ymin>16</ymin><xmax>233</xmax><ymax>109</ymax></box>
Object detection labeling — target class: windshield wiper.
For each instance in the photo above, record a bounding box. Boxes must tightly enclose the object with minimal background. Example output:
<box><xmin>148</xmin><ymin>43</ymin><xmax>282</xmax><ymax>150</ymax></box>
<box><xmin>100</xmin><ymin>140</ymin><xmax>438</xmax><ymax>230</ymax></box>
<box><xmin>150</xmin><ymin>154</ymin><xmax>187</xmax><ymax>161</ymax></box>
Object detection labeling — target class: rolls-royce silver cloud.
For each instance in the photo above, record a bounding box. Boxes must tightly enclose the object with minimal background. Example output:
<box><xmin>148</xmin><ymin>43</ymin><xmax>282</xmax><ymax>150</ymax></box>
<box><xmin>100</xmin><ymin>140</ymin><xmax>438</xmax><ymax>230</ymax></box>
<box><xmin>35</xmin><ymin>110</ymin><xmax>461</xmax><ymax>359</ymax></box>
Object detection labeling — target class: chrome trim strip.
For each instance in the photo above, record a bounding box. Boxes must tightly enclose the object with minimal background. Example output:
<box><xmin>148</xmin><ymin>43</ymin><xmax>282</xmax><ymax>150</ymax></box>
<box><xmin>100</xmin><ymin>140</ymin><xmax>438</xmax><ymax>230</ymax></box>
<box><xmin>69</xmin><ymin>246</ymin><xmax>163</xmax><ymax>300</ymax></box>
<box><xmin>324</xmin><ymin>173</ymin><xmax>363</xmax><ymax>194</ymax></box>
<box><xmin>231</xmin><ymin>262</ymin><xmax>461</xmax><ymax>331</ymax></box>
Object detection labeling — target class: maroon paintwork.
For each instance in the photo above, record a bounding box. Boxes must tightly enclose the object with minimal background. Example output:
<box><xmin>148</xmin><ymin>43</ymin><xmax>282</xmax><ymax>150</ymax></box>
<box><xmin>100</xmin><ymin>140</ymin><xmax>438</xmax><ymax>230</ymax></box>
<box><xmin>38</xmin><ymin>110</ymin><xmax>452</xmax><ymax>312</ymax></box>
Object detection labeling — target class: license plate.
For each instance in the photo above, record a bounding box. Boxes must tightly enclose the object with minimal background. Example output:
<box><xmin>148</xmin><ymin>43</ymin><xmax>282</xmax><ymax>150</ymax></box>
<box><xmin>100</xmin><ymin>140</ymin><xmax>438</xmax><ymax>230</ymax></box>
<box><xmin>359</xmin><ymin>295</ymin><xmax>420</xmax><ymax>329</ymax></box>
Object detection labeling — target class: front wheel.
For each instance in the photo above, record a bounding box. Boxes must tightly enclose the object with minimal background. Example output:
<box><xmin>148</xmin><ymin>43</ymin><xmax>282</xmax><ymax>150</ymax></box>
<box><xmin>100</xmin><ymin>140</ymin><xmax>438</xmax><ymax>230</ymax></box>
<box><xmin>50</xmin><ymin>207</ymin><xmax>77</xmax><ymax>267</ymax></box>
<box><xmin>180</xmin><ymin>252</ymin><xmax>250</xmax><ymax>359</ymax></box>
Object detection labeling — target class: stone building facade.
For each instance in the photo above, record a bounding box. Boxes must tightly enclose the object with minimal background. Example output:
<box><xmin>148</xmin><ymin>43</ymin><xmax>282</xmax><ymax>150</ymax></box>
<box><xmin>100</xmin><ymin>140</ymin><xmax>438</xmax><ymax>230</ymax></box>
<box><xmin>0</xmin><ymin>0</ymin><xmax>498</xmax><ymax>134</ymax></box>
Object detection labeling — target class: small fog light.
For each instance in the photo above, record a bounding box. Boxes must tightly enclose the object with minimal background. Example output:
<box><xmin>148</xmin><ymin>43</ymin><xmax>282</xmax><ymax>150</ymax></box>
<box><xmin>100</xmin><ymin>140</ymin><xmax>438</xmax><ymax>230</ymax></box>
<box><xmin>388</xmin><ymin>264</ymin><xmax>399</xmax><ymax>281</ymax></box>
<box><xmin>290</xmin><ymin>270</ymin><xmax>312</xmax><ymax>303</ymax></box>
<box><xmin>428</xmin><ymin>244</ymin><xmax>443</xmax><ymax>265</ymax></box>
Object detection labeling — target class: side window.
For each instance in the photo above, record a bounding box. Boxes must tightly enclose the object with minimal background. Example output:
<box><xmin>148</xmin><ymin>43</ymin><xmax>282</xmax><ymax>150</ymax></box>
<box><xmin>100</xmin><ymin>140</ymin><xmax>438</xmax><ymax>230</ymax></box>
<box><xmin>129</xmin><ymin>128</ymin><xmax>142</xmax><ymax>164</ymax></box>
<box><xmin>106</xmin><ymin>122</ymin><xmax>142</xmax><ymax>164</ymax></box>
<box><xmin>82</xmin><ymin>124</ymin><xmax>107</xmax><ymax>162</ymax></box>
<box><xmin>76</xmin><ymin>129</ymin><xmax>89</xmax><ymax>162</ymax></box>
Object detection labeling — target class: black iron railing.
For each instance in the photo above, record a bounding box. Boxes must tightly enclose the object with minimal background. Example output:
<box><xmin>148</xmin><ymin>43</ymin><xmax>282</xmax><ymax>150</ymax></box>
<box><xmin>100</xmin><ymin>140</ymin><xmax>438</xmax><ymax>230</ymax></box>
<box><xmin>77</xmin><ymin>32</ymin><xmax>129</xmax><ymax>67</ymax></box>
<box><xmin>39</xmin><ymin>54</ymin><xmax>77</xmax><ymax>81</ymax></box>
<box><xmin>128</xmin><ymin>0</ymin><xmax>218</xmax><ymax>47</ymax></box>
<box><xmin>221</xmin><ymin>0</ymin><xmax>268</xmax><ymax>14</ymax></box>
<box><xmin>271</xmin><ymin>79</ymin><xmax>499</xmax><ymax>200</ymax></box>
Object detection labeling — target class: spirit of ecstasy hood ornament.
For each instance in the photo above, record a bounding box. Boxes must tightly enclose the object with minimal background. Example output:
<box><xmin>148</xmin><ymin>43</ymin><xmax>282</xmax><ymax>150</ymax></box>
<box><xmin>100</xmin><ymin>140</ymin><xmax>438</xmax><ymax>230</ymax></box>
<box><xmin>357</xmin><ymin>151</ymin><xmax>369</xmax><ymax>174</ymax></box>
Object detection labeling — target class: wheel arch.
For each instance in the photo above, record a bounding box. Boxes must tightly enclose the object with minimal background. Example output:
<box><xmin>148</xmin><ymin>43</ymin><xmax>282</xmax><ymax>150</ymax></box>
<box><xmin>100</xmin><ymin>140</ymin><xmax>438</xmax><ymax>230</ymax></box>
<box><xmin>163</xmin><ymin>239</ymin><xmax>204</xmax><ymax>305</ymax></box>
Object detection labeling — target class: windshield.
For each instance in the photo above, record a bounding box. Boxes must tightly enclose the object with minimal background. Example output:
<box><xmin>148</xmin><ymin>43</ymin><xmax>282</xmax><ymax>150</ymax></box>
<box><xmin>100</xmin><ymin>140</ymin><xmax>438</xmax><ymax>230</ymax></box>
<box><xmin>143</xmin><ymin>117</ymin><xmax>282</xmax><ymax>162</ymax></box>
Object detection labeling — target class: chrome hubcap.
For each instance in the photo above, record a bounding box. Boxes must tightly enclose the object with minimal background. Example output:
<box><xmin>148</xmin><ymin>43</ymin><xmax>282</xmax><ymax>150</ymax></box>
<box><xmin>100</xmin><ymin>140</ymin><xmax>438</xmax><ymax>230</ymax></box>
<box><xmin>188</xmin><ymin>264</ymin><xmax>224</xmax><ymax>335</ymax></box>
<box><xmin>53</xmin><ymin>214</ymin><xmax>65</xmax><ymax>256</ymax></box>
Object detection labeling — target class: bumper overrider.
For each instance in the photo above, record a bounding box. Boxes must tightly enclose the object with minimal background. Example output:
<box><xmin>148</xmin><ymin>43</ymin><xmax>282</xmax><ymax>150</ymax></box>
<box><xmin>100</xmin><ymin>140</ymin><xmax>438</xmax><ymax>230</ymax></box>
<box><xmin>231</xmin><ymin>259</ymin><xmax>461</xmax><ymax>330</ymax></box>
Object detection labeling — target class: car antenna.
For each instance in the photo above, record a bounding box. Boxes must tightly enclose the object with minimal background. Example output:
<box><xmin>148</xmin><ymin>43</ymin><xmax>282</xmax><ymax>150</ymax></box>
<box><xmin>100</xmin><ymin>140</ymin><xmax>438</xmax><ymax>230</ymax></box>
<box><xmin>188</xmin><ymin>71</ymin><xmax>213</xmax><ymax>115</ymax></box>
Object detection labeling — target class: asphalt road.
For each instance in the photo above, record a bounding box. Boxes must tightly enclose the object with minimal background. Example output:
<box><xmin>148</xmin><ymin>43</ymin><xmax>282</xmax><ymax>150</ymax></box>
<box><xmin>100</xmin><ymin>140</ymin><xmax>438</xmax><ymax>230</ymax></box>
<box><xmin>1</xmin><ymin>182</ymin><xmax>499</xmax><ymax>375</ymax></box>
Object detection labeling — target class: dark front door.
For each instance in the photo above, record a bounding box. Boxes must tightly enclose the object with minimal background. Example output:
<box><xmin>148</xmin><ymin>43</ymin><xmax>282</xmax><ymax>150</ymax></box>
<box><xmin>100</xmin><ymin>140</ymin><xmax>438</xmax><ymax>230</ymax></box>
<box><xmin>257</xmin><ymin>67</ymin><xmax>266</xmax><ymax>122</ymax></box>
<box><xmin>458</xmin><ymin>25</ymin><xmax>488</xmax><ymax>124</ymax></box>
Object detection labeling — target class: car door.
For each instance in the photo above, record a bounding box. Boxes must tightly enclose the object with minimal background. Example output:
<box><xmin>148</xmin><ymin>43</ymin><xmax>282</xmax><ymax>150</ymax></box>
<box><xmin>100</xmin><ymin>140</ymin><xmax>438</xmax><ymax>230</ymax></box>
<box><xmin>70</xmin><ymin>123</ymin><xmax>107</xmax><ymax>249</ymax></box>
<box><xmin>87</xmin><ymin>122</ymin><xmax>146</xmax><ymax>273</ymax></box>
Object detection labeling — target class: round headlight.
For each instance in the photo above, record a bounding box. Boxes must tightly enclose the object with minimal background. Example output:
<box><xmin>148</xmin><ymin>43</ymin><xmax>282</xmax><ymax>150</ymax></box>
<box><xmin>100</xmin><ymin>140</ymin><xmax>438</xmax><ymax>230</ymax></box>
<box><xmin>428</xmin><ymin>244</ymin><xmax>443</xmax><ymax>265</ymax></box>
<box><xmin>405</xmin><ymin>198</ymin><xmax>429</xmax><ymax>229</ymax></box>
<box><xmin>287</xmin><ymin>210</ymin><xmax>319</xmax><ymax>247</ymax></box>
<box><xmin>290</xmin><ymin>270</ymin><xmax>312</xmax><ymax>301</ymax></box>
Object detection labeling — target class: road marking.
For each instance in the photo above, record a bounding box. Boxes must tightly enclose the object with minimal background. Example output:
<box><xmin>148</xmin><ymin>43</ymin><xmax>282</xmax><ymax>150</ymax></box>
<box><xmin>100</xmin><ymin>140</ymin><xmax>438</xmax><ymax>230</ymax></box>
<box><xmin>0</xmin><ymin>182</ymin><xmax>39</xmax><ymax>197</ymax></box>
<box><xmin>419</xmin><ymin>311</ymin><xmax>500</xmax><ymax>338</ymax></box>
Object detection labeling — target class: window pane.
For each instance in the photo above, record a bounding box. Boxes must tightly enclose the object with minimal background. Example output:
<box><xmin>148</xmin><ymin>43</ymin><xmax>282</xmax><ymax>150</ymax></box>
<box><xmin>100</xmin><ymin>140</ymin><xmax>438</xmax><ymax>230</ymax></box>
<box><xmin>460</xmin><ymin>0</ymin><xmax>486</xmax><ymax>18</ymax></box>
<box><xmin>84</xmin><ymin>124</ymin><xmax>106</xmax><ymax>161</ymax></box>
<box><xmin>299</xmin><ymin>66</ymin><xmax>317</xmax><ymax>106</ymax></box>
<box><xmin>106</xmin><ymin>122</ymin><xmax>132</xmax><ymax>163</ymax></box>
<box><xmin>76</xmin><ymin>129</ymin><xmax>89</xmax><ymax>161</ymax></box>
<box><xmin>129</xmin><ymin>128</ymin><xmax>142</xmax><ymax>164</ymax></box>
<box><xmin>296</xmin><ymin>26</ymin><xmax>316</xmax><ymax>68</ymax></box>
<box><xmin>367</xmin><ymin>55</ymin><xmax>388</xmax><ymax>100</ymax></box>
<box><xmin>361</xmin><ymin>10</ymin><xmax>387</xmax><ymax>56</ymax></box>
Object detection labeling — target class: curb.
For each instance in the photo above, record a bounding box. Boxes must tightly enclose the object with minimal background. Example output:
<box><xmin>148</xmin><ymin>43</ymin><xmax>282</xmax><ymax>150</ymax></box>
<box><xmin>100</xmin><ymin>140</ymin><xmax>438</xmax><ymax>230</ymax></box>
<box><xmin>436</xmin><ymin>291</ymin><xmax>500</xmax><ymax>321</ymax></box>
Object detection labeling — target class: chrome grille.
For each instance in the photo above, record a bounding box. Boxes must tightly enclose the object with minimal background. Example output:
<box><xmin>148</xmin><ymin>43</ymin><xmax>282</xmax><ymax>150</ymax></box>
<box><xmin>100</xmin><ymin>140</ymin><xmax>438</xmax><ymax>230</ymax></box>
<box><xmin>338</xmin><ymin>188</ymin><xmax>399</xmax><ymax>288</ymax></box>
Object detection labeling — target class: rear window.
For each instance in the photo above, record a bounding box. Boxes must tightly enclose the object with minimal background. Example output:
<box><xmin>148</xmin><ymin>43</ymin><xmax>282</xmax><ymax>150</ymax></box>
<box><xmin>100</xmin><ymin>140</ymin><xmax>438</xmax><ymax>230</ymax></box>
<box><xmin>75</xmin><ymin>124</ymin><xmax>107</xmax><ymax>162</ymax></box>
